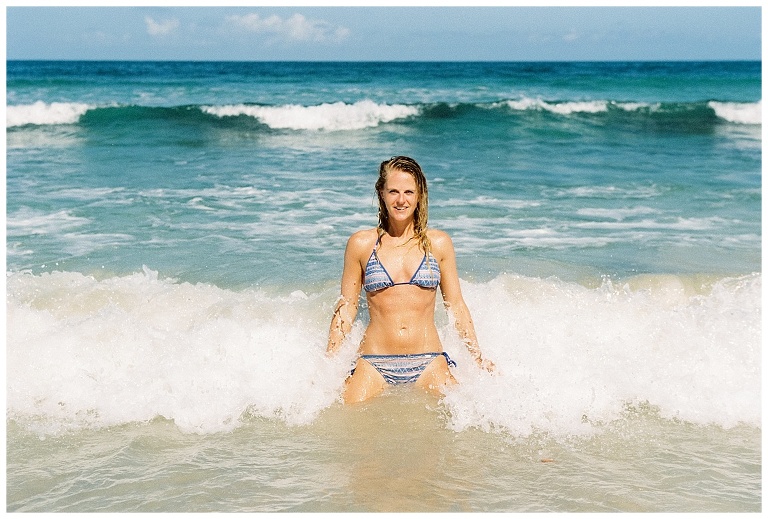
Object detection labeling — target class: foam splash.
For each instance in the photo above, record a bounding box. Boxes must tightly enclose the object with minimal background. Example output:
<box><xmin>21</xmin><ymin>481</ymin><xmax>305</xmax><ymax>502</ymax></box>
<box><xmin>500</xmin><ymin>97</ymin><xmax>762</xmax><ymax>125</ymax></box>
<box><xmin>201</xmin><ymin>100</ymin><xmax>419</xmax><ymax>131</ymax></box>
<box><xmin>499</xmin><ymin>98</ymin><xmax>663</xmax><ymax>115</ymax></box>
<box><xmin>6</xmin><ymin>267</ymin><xmax>349</xmax><ymax>434</ymax></box>
<box><xmin>7</xmin><ymin>98</ymin><xmax>760</xmax><ymax>131</ymax></box>
<box><xmin>444</xmin><ymin>273</ymin><xmax>761</xmax><ymax>436</ymax></box>
<box><xmin>6</xmin><ymin>268</ymin><xmax>760</xmax><ymax>436</ymax></box>
<box><xmin>502</xmin><ymin>98</ymin><xmax>611</xmax><ymax>114</ymax></box>
<box><xmin>708</xmin><ymin>101</ymin><xmax>762</xmax><ymax>125</ymax></box>
<box><xmin>6</xmin><ymin>207</ymin><xmax>91</xmax><ymax>235</ymax></box>
<box><xmin>6</xmin><ymin>101</ymin><xmax>93</xmax><ymax>127</ymax></box>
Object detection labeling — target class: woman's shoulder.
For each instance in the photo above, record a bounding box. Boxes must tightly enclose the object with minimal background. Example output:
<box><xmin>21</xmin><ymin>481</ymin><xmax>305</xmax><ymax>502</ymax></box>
<box><xmin>347</xmin><ymin>228</ymin><xmax>379</xmax><ymax>251</ymax></box>
<box><xmin>426</xmin><ymin>228</ymin><xmax>455</xmax><ymax>255</ymax></box>
<box><xmin>427</xmin><ymin>228</ymin><xmax>453</xmax><ymax>246</ymax></box>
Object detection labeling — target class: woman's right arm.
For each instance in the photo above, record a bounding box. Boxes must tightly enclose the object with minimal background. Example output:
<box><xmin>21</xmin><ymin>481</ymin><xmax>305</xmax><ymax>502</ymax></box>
<box><xmin>326</xmin><ymin>232</ymin><xmax>366</xmax><ymax>355</ymax></box>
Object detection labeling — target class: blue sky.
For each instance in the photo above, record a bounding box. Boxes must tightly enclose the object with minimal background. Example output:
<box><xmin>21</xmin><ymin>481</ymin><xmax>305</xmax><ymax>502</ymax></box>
<box><xmin>4</xmin><ymin>4</ymin><xmax>763</xmax><ymax>61</ymax></box>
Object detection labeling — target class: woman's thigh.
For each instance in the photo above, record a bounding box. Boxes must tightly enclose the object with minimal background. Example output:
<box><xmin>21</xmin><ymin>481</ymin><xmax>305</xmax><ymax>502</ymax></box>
<box><xmin>415</xmin><ymin>354</ymin><xmax>456</xmax><ymax>395</ymax></box>
<box><xmin>342</xmin><ymin>358</ymin><xmax>388</xmax><ymax>404</ymax></box>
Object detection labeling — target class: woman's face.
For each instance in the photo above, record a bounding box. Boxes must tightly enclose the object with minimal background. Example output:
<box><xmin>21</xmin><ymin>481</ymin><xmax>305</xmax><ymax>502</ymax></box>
<box><xmin>381</xmin><ymin>169</ymin><xmax>419</xmax><ymax>225</ymax></box>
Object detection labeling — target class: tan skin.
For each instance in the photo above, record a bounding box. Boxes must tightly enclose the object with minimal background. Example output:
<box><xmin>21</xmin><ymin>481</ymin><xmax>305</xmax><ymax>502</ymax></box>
<box><xmin>327</xmin><ymin>169</ymin><xmax>494</xmax><ymax>404</ymax></box>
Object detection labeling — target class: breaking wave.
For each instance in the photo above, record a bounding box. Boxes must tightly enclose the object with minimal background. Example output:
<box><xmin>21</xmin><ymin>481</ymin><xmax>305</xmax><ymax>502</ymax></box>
<box><xmin>7</xmin><ymin>98</ymin><xmax>761</xmax><ymax>131</ymax></box>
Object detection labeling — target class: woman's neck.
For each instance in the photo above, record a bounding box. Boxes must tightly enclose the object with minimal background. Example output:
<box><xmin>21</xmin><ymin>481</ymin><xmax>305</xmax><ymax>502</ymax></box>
<box><xmin>385</xmin><ymin>220</ymin><xmax>415</xmax><ymax>240</ymax></box>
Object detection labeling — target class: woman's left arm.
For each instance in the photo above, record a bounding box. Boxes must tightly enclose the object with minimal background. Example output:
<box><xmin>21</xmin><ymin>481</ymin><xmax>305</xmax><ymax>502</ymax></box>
<box><xmin>432</xmin><ymin>230</ymin><xmax>495</xmax><ymax>372</ymax></box>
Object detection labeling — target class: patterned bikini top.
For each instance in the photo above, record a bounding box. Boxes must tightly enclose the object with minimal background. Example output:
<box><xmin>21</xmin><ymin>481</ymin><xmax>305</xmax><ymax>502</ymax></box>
<box><xmin>363</xmin><ymin>235</ymin><xmax>441</xmax><ymax>293</ymax></box>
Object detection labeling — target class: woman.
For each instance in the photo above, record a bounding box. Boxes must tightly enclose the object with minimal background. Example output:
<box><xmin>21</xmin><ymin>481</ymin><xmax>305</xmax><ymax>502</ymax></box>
<box><xmin>327</xmin><ymin>156</ymin><xmax>494</xmax><ymax>404</ymax></box>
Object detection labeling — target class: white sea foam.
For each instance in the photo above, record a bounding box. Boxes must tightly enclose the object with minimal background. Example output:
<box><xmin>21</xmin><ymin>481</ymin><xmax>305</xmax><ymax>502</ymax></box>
<box><xmin>50</xmin><ymin>187</ymin><xmax>127</xmax><ymax>201</ymax></box>
<box><xmin>503</xmin><ymin>98</ymin><xmax>609</xmax><ymax>114</ymax></box>
<box><xmin>6</xmin><ymin>267</ymin><xmax>348</xmax><ymax>434</ymax></box>
<box><xmin>6</xmin><ymin>268</ymin><xmax>760</xmax><ymax>436</ymax></box>
<box><xmin>201</xmin><ymin>100</ymin><xmax>419</xmax><ymax>131</ymax></box>
<box><xmin>576</xmin><ymin>206</ymin><xmax>659</xmax><ymax>220</ymax></box>
<box><xmin>6</xmin><ymin>207</ymin><xmax>138</xmax><ymax>260</ymax></box>
<box><xmin>6</xmin><ymin>101</ymin><xmax>93</xmax><ymax>127</ymax></box>
<box><xmin>708</xmin><ymin>101</ymin><xmax>762</xmax><ymax>125</ymax></box>
<box><xmin>444</xmin><ymin>272</ymin><xmax>761</xmax><ymax>436</ymax></box>
<box><xmin>436</xmin><ymin>196</ymin><xmax>541</xmax><ymax>210</ymax></box>
<box><xmin>500</xmin><ymin>98</ymin><xmax>762</xmax><ymax>126</ymax></box>
<box><xmin>573</xmin><ymin>216</ymin><xmax>729</xmax><ymax>231</ymax></box>
<box><xmin>6</xmin><ymin>208</ymin><xmax>91</xmax><ymax>235</ymax></box>
<box><xmin>6</xmin><ymin>129</ymin><xmax>86</xmax><ymax>149</ymax></box>
<box><xmin>546</xmin><ymin>185</ymin><xmax>666</xmax><ymax>199</ymax></box>
<box><xmin>616</xmin><ymin>101</ymin><xmax>659</xmax><ymax>112</ymax></box>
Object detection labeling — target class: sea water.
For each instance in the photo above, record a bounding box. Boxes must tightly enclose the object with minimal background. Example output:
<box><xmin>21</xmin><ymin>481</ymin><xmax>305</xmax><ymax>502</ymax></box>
<box><xmin>5</xmin><ymin>61</ymin><xmax>761</xmax><ymax>512</ymax></box>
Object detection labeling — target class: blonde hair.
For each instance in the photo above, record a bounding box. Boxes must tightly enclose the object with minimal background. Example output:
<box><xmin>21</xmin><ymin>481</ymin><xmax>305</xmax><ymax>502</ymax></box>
<box><xmin>375</xmin><ymin>156</ymin><xmax>431</xmax><ymax>254</ymax></box>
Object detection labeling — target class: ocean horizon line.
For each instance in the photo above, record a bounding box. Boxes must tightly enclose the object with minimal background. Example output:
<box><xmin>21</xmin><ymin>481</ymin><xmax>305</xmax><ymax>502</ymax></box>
<box><xmin>6</xmin><ymin>58</ymin><xmax>762</xmax><ymax>64</ymax></box>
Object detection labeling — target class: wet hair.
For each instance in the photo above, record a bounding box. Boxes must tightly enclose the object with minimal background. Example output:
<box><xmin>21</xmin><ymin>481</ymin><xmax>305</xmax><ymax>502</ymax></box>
<box><xmin>375</xmin><ymin>156</ymin><xmax>431</xmax><ymax>254</ymax></box>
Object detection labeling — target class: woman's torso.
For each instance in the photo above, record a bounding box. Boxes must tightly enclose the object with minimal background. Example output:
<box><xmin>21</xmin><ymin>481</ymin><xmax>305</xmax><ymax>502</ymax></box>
<box><xmin>358</xmin><ymin>230</ymin><xmax>443</xmax><ymax>355</ymax></box>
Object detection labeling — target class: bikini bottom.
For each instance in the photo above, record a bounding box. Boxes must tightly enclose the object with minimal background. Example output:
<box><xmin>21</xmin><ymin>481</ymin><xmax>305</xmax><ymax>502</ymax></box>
<box><xmin>351</xmin><ymin>352</ymin><xmax>456</xmax><ymax>385</ymax></box>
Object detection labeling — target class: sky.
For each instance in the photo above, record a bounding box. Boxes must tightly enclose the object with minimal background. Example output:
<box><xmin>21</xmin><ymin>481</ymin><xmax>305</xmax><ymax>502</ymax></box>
<box><xmin>3</xmin><ymin>3</ymin><xmax>763</xmax><ymax>62</ymax></box>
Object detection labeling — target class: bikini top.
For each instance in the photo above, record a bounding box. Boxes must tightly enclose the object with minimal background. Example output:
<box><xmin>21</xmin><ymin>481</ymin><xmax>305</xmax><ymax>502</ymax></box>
<box><xmin>363</xmin><ymin>235</ymin><xmax>441</xmax><ymax>293</ymax></box>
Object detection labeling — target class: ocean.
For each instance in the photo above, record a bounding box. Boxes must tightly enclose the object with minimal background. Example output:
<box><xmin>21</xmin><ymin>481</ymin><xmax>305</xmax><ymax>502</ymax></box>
<box><xmin>5</xmin><ymin>60</ymin><xmax>761</xmax><ymax>512</ymax></box>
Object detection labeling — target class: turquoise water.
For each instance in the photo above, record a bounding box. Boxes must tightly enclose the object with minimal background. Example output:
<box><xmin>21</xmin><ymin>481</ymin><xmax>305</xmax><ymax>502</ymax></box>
<box><xmin>6</xmin><ymin>61</ymin><xmax>761</xmax><ymax>512</ymax></box>
<box><xmin>6</xmin><ymin>61</ymin><xmax>761</xmax><ymax>286</ymax></box>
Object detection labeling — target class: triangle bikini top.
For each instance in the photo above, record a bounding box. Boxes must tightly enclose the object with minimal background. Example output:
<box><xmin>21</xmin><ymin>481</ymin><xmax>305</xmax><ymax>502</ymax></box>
<box><xmin>363</xmin><ymin>235</ymin><xmax>441</xmax><ymax>293</ymax></box>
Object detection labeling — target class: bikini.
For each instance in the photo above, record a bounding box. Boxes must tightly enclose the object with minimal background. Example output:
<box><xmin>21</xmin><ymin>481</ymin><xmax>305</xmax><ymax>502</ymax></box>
<box><xmin>363</xmin><ymin>235</ymin><xmax>441</xmax><ymax>293</ymax></box>
<box><xmin>356</xmin><ymin>352</ymin><xmax>457</xmax><ymax>385</ymax></box>
<box><xmin>352</xmin><ymin>235</ymin><xmax>456</xmax><ymax>385</ymax></box>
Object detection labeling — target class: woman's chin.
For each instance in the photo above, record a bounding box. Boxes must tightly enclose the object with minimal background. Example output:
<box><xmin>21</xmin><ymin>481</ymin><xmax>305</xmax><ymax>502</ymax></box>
<box><xmin>388</xmin><ymin>211</ymin><xmax>414</xmax><ymax>222</ymax></box>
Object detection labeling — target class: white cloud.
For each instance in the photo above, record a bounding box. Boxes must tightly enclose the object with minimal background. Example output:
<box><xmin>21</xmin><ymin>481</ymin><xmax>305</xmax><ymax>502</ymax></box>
<box><xmin>562</xmin><ymin>30</ymin><xmax>580</xmax><ymax>42</ymax></box>
<box><xmin>227</xmin><ymin>13</ymin><xmax>350</xmax><ymax>44</ymax></box>
<box><xmin>145</xmin><ymin>17</ymin><xmax>180</xmax><ymax>37</ymax></box>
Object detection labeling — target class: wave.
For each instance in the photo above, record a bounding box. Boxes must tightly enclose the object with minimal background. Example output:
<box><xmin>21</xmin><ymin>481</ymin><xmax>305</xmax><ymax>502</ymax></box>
<box><xmin>202</xmin><ymin>100</ymin><xmax>420</xmax><ymax>131</ymax></box>
<box><xmin>6</xmin><ymin>100</ymin><xmax>420</xmax><ymax>131</ymax></box>
<box><xmin>6</xmin><ymin>100</ymin><xmax>94</xmax><ymax>127</ymax></box>
<box><xmin>498</xmin><ymin>98</ymin><xmax>763</xmax><ymax>125</ymax></box>
<box><xmin>500</xmin><ymin>98</ymin><xmax>615</xmax><ymax>114</ymax></box>
<box><xmin>6</xmin><ymin>267</ymin><xmax>760</xmax><ymax>436</ymax></box>
<box><xmin>6</xmin><ymin>207</ymin><xmax>91</xmax><ymax>235</ymax></box>
<box><xmin>708</xmin><ymin>100</ymin><xmax>763</xmax><ymax>124</ymax></box>
<box><xmin>7</xmin><ymin>98</ymin><xmax>761</xmax><ymax>131</ymax></box>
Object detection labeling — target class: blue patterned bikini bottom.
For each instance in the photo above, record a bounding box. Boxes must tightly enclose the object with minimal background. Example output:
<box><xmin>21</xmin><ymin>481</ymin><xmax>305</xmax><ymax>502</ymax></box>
<box><xmin>352</xmin><ymin>352</ymin><xmax>457</xmax><ymax>385</ymax></box>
